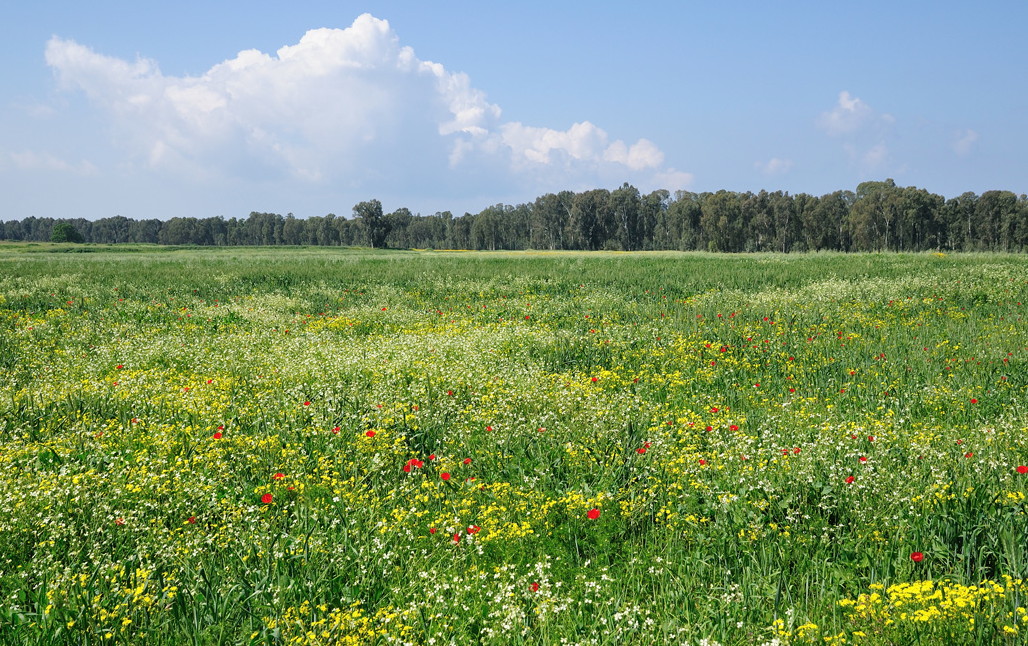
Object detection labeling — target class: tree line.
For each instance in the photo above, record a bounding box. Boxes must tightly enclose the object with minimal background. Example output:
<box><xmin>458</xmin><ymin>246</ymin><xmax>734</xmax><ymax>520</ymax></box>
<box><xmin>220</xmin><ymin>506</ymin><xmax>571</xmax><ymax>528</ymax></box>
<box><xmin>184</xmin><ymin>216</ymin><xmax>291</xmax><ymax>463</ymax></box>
<box><xmin>3</xmin><ymin>179</ymin><xmax>1027</xmax><ymax>252</ymax></box>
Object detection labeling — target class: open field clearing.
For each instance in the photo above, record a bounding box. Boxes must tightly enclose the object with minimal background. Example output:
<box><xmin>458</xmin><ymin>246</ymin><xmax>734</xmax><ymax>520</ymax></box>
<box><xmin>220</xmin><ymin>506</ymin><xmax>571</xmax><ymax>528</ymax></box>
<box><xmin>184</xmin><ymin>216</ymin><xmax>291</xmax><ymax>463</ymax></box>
<box><xmin>1</xmin><ymin>246</ymin><xmax>1027</xmax><ymax>645</ymax></box>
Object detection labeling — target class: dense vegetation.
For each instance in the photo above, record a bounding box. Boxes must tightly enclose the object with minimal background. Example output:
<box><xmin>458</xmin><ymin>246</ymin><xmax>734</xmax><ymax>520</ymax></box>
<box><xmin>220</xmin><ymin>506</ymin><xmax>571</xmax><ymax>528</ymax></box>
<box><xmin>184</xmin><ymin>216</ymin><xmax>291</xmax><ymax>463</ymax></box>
<box><xmin>1</xmin><ymin>247</ymin><xmax>1026</xmax><ymax>644</ymax></box>
<box><xmin>4</xmin><ymin>179</ymin><xmax>1028</xmax><ymax>252</ymax></box>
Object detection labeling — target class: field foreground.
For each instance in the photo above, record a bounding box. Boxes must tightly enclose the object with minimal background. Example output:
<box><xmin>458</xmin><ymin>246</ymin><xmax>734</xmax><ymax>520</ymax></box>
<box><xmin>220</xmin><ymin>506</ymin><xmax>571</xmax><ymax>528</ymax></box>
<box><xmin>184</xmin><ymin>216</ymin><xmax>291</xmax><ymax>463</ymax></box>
<box><xmin>1</xmin><ymin>247</ymin><xmax>1027</xmax><ymax>645</ymax></box>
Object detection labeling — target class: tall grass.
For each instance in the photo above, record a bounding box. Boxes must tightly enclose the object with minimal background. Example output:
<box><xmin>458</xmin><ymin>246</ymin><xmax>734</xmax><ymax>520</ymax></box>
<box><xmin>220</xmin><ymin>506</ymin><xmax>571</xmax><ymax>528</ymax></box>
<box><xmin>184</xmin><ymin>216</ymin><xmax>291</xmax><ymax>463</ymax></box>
<box><xmin>0</xmin><ymin>246</ymin><xmax>1026</xmax><ymax>644</ymax></box>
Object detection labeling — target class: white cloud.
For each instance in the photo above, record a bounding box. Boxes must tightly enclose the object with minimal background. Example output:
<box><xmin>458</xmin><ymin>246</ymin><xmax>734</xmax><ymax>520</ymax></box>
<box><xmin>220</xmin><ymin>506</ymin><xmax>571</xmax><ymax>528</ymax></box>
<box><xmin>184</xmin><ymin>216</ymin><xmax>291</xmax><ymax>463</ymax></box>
<box><xmin>953</xmin><ymin>128</ymin><xmax>978</xmax><ymax>155</ymax></box>
<box><xmin>9</xmin><ymin>150</ymin><xmax>97</xmax><ymax>175</ymax></box>
<box><xmin>817</xmin><ymin>91</ymin><xmax>873</xmax><ymax>136</ymax></box>
<box><xmin>755</xmin><ymin>157</ymin><xmax>793</xmax><ymax>175</ymax></box>
<box><xmin>43</xmin><ymin>14</ymin><xmax>683</xmax><ymax>196</ymax></box>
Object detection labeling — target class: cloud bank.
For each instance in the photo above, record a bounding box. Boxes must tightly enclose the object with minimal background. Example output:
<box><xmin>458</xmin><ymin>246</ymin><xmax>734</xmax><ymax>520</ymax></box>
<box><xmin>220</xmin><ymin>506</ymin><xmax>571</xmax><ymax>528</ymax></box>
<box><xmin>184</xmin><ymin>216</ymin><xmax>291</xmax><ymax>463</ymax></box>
<box><xmin>44</xmin><ymin>14</ymin><xmax>689</xmax><ymax>200</ymax></box>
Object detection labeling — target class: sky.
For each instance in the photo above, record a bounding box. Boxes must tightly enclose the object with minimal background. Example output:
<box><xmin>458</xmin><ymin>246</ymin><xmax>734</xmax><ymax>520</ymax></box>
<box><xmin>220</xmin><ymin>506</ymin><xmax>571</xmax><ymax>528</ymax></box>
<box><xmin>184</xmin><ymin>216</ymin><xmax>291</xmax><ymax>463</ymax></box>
<box><xmin>1</xmin><ymin>1</ymin><xmax>1026</xmax><ymax>221</ymax></box>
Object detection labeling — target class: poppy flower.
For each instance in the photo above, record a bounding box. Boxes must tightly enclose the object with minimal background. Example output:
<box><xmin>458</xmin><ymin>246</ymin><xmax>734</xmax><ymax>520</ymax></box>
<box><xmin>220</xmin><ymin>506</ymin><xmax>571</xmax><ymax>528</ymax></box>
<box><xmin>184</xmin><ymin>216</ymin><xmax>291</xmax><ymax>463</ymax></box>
<box><xmin>698</xmin><ymin>459</ymin><xmax>707</xmax><ymax>466</ymax></box>
<box><xmin>970</xmin><ymin>398</ymin><xmax>978</xmax><ymax>404</ymax></box>
<box><xmin>261</xmin><ymin>493</ymin><xmax>273</xmax><ymax>504</ymax></box>
<box><xmin>212</xmin><ymin>432</ymin><xmax>223</xmax><ymax>439</ymax></box>
<box><xmin>1018</xmin><ymin>466</ymin><xmax>1028</xmax><ymax>474</ymax></box>
<box><xmin>467</xmin><ymin>525</ymin><xmax>481</xmax><ymax>534</ymax></box>
<box><xmin>187</xmin><ymin>516</ymin><xmax>196</xmax><ymax>524</ymax></box>
<box><xmin>729</xmin><ymin>424</ymin><xmax>739</xmax><ymax>431</ymax></box>
<box><xmin>710</xmin><ymin>407</ymin><xmax>719</xmax><ymax>413</ymax></box>
<box><xmin>332</xmin><ymin>426</ymin><xmax>340</xmax><ymax>434</ymax></box>
<box><xmin>636</xmin><ymin>447</ymin><xmax>647</xmax><ymax>454</ymax></box>
<box><xmin>447</xmin><ymin>390</ymin><xmax>454</xmax><ymax>396</ymax></box>
<box><xmin>273</xmin><ymin>472</ymin><xmax>284</xmax><ymax>480</ymax></box>
<box><xmin>859</xmin><ymin>456</ymin><xmax>868</xmax><ymax>463</ymax></box>
<box><xmin>486</xmin><ymin>425</ymin><xmax>493</xmax><ymax>432</ymax></box>
<box><xmin>591</xmin><ymin>377</ymin><xmax>598</xmax><ymax>382</ymax></box>
<box><xmin>440</xmin><ymin>472</ymin><xmax>451</xmax><ymax>481</ymax></box>
<box><xmin>365</xmin><ymin>430</ymin><xmax>376</xmax><ymax>437</ymax></box>
<box><xmin>845</xmin><ymin>476</ymin><xmax>855</xmax><ymax>484</ymax></box>
<box><xmin>587</xmin><ymin>508</ymin><xmax>601</xmax><ymax>520</ymax></box>
<box><xmin>453</xmin><ymin>533</ymin><xmax>461</xmax><ymax>543</ymax></box>
<box><xmin>964</xmin><ymin>452</ymin><xmax>973</xmax><ymax>458</ymax></box>
<box><xmin>910</xmin><ymin>552</ymin><xmax>924</xmax><ymax>562</ymax></box>
<box><xmin>463</xmin><ymin>458</ymin><xmax>472</xmax><ymax>465</ymax></box>
<box><xmin>303</xmin><ymin>401</ymin><xmax>311</xmax><ymax>406</ymax></box>
<box><xmin>429</xmin><ymin>527</ymin><xmax>437</xmax><ymax>534</ymax></box>
<box><xmin>530</xmin><ymin>582</ymin><xmax>540</xmax><ymax>592</ymax></box>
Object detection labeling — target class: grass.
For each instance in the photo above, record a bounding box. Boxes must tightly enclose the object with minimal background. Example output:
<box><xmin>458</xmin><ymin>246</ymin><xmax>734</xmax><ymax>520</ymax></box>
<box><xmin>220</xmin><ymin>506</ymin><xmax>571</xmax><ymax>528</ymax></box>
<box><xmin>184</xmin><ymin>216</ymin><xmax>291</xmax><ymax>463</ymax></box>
<box><xmin>0</xmin><ymin>246</ymin><xmax>1026</xmax><ymax>644</ymax></box>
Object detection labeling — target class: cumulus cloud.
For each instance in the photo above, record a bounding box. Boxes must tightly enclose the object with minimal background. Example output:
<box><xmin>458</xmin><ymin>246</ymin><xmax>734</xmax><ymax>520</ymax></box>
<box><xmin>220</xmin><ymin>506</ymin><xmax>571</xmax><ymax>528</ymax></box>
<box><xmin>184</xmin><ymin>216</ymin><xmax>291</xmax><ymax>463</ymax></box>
<box><xmin>953</xmin><ymin>128</ymin><xmax>978</xmax><ymax>155</ymax></box>
<box><xmin>755</xmin><ymin>157</ymin><xmax>793</xmax><ymax>176</ymax></box>
<box><xmin>44</xmin><ymin>14</ymin><xmax>682</xmax><ymax>195</ymax></box>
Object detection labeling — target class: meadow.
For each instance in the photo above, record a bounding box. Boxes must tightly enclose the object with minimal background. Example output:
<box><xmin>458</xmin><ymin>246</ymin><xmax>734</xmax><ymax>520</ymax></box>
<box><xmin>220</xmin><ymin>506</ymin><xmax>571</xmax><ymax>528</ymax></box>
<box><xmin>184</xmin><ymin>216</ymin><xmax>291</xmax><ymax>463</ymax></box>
<box><xmin>0</xmin><ymin>244</ymin><xmax>1026</xmax><ymax>645</ymax></box>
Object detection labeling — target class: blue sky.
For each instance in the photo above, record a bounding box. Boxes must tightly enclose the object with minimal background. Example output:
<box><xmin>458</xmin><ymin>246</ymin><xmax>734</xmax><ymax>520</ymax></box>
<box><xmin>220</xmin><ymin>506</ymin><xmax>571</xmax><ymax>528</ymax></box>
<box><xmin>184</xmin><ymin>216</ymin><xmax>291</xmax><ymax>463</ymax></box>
<box><xmin>2</xmin><ymin>1</ymin><xmax>1025</xmax><ymax>221</ymax></box>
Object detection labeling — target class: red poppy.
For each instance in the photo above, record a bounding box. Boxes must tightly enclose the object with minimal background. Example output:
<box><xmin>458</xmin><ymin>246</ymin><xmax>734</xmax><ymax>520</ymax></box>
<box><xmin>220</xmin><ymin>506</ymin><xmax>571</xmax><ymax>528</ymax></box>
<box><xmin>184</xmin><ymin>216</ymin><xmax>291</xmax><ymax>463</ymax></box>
<box><xmin>636</xmin><ymin>447</ymin><xmax>647</xmax><ymax>454</ymax></box>
<box><xmin>467</xmin><ymin>525</ymin><xmax>481</xmax><ymax>534</ymax></box>
<box><xmin>964</xmin><ymin>452</ymin><xmax>973</xmax><ymax>458</ymax></box>
<box><xmin>453</xmin><ymin>533</ymin><xmax>461</xmax><ymax>543</ymax></box>
<box><xmin>711</xmin><ymin>407</ymin><xmax>719</xmax><ymax>413</ymax></box>
<box><xmin>261</xmin><ymin>493</ymin><xmax>273</xmax><ymax>504</ymax></box>
<box><xmin>1018</xmin><ymin>466</ymin><xmax>1028</xmax><ymax>474</ymax></box>
<box><xmin>486</xmin><ymin>425</ymin><xmax>493</xmax><ymax>432</ymax></box>
<box><xmin>910</xmin><ymin>552</ymin><xmax>924</xmax><ymax>562</ymax></box>
<box><xmin>115</xmin><ymin>518</ymin><xmax>125</xmax><ymax>526</ymax></box>
<box><xmin>591</xmin><ymin>377</ymin><xmax>598</xmax><ymax>382</ymax></box>
<box><xmin>365</xmin><ymin>430</ymin><xmax>376</xmax><ymax>437</ymax></box>
<box><xmin>867</xmin><ymin>436</ymin><xmax>875</xmax><ymax>442</ymax></box>
<box><xmin>115</xmin><ymin>364</ymin><xmax>123</xmax><ymax>370</ymax></box>
<box><xmin>698</xmin><ymin>459</ymin><xmax>707</xmax><ymax>466</ymax></box>
<box><xmin>429</xmin><ymin>527</ymin><xmax>437</xmax><ymax>534</ymax></box>
<box><xmin>463</xmin><ymin>458</ymin><xmax>472</xmax><ymax>465</ymax></box>
<box><xmin>729</xmin><ymin>424</ymin><xmax>739</xmax><ymax>431</ymax></box>
<box><xmin>845</xmin><ymin>476</ymin><xmax>855</xmax><ymax>484</ymax></box>
<box><xmin>187</xmin><ymin>516</ymin><xmax>196</xmax><ymax>524</ymax></box>
<box><xmin>970</xmin><ymin>398</ymin><xmax>978</xmax><ymax>404</ymax></box>
<box><xmin>303</xmin><ymin>401</ymin><xmax>311</xmax><ymax>406</ymax></box>
<box><xmin>859</xmin><ymin>456</ymin><xmax>868</xmax><ymax>462</ymax></box>
<box><xmin>793</xmin><ymin>447</ymin><xmax>801</xmax><ymax>455</ymax></box>
<box><xmin>530</xmin><ymin>582</ymin><xmax>540</xmax><ymax>592</ymax></box>
<box><xmin>447</xmin><ymin>390</ymin><xmax>454</xmax><ymax>396</ymax></box>
<box><xmin>440</xmin><ymin>472</ymin><xmax>451</xmax><ymax>481</ymax></box>
<box><xmin>273</xmin><ymin>472</ymin><xmax>284</xmax><ymax>479</ymax></box>
<box><xmin>212</xmin><ymin>432</ymin><xmax>223</xmax><ymax>439</ymax></box>
<box><xmin>332</xmin><ymin>426</ymin><xmax>340</xmax><ymax>434</ymax></box>
<box><xmin>587</xmin><ymin>508</ymin><xmax>601</xmax><ymax>520</ymax></box>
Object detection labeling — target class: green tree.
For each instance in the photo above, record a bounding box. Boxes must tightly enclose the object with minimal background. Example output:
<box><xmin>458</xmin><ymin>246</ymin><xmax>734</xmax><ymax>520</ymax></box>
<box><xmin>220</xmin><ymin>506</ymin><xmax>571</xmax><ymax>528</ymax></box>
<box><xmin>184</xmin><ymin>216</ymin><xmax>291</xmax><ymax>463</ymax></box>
<box><xmin>353</xmin><ymin>199</ymin><xmax>389</xmax><ymax>248</ymax></box>
<box><xmin>50</xmin><ymin>221</ymin><xmax>84</xmax><ymax>243</ymax></box>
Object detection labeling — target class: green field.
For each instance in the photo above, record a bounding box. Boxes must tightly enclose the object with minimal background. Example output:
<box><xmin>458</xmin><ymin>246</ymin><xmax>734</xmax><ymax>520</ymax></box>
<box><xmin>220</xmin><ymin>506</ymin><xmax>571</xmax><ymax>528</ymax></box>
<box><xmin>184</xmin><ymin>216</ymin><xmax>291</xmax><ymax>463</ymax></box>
<box><xmin>1</xmin><ymin>246</ymin><xmax>1027</xmax><ymax>645</ymax></box>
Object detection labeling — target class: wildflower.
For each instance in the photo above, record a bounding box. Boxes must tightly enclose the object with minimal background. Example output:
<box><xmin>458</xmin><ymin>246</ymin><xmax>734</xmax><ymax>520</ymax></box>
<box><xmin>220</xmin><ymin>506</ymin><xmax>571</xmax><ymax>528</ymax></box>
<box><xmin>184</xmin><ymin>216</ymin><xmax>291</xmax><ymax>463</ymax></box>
<box><xmin>636</xmin><ymin>447</ymin><xmax>647</xmax><ymax>454</ymax></box>
<box><xmin>1017</xmin><ymin>466</ymin><xmax>1028</xmax><ymax>474</ymax></box>
<box><xmin>453</xmin><ymin>533</ymin><xmax>461</xmax><ymax>543</ymax></box>
<box><xmin>303</xmin><ymin>401</ymin><xmax>311</xmax><ymax>406</ymax></box>
<box><xmin>845</xmin><ymin>476</ymin><xmax>855</xmax><ymax>484</ymax></box>
<box><xmin>965</xmin><ymin>452</ymin><xmax>974</xmax><ymax>458</ymax></box>
<box><xmin>261</xmin><ymin>493</ymin><xmax>273</xmax><ymax>504</ymax></box>
<box><xmin>698</xmin><ymin>459</ymin><xmax>707</xmax><ymax>466</ymax></box>
<box><xmin>910</xmin><ymin>552</ymin><xmax>924</xmax><ymax>562</ymax></box>
<box><xmin>467</xmin><ymin>525</ymin><xmax>481</xmax><ymax>534</ymax></box>
<box><xmin>212</xmin><ymin>432</ymin><xmax>223</xmax><ymax>439</ymax></box>
<box><xmin>587</xmin><ymin>508</ymin><xmax>601</xmax><ymax>520</ymax></box>
<box><xmin>970</xmin><ymin>398</ymin><xmax>978</xmax><ymax>404</ymax></box>
<box><xmin>440</xmin><ymin>472</ymin><xmax>451</xmax><ymax>481</ymax></box>
<box><xmin>463</xmin><ymin>458</ymin><xmax>472</xmax><ymax>465</ymax></box>
<box><xmin>187</xmin><ymin>516</ymin><xmax>196</xmax><ymax>524</ymax></box>
<box><xmin>859</xmin><ymin>456</ymin><xmax>868</xmax><ymax>463</ymax></box>
<box><xmin>429</xmin><ymin>527</ymin><xmax>437</xmax><ymax>534</ymax></box>
<box><xmin>365</xmin><ymin>430</ymin><xmax>376</xmax><ymax>437</ymax></box>
<box><xmin>530</xmin><ymin>582</ymin><xmax>540</xmax><ymax>592</ymax></box>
